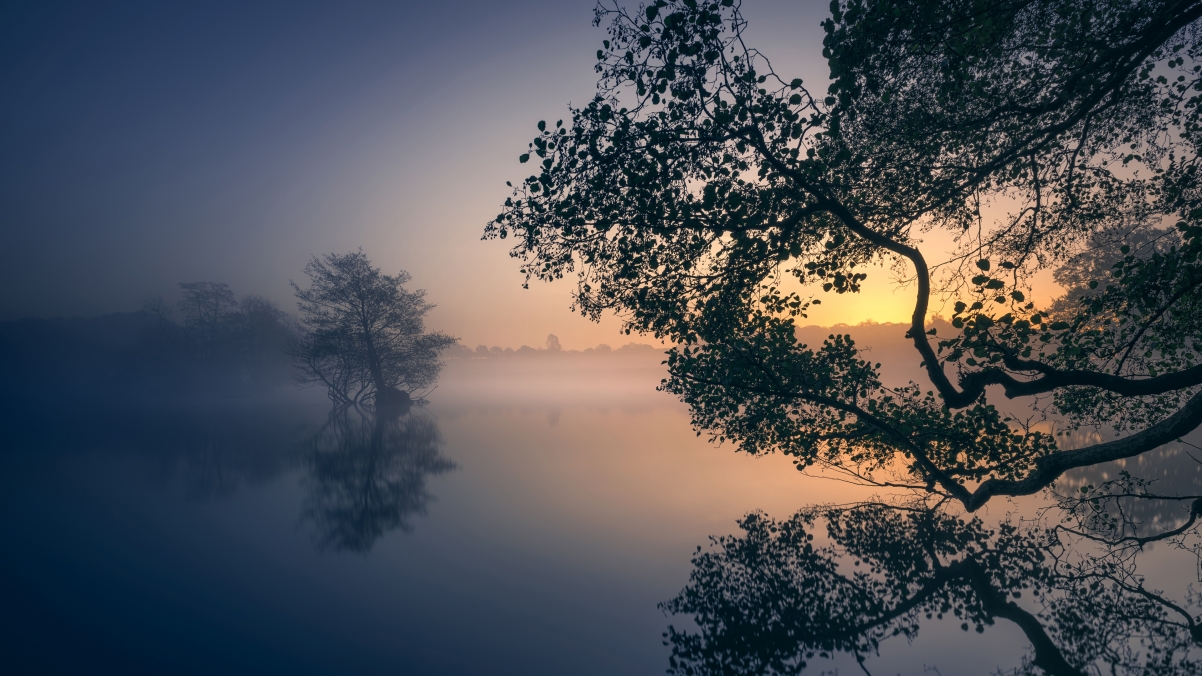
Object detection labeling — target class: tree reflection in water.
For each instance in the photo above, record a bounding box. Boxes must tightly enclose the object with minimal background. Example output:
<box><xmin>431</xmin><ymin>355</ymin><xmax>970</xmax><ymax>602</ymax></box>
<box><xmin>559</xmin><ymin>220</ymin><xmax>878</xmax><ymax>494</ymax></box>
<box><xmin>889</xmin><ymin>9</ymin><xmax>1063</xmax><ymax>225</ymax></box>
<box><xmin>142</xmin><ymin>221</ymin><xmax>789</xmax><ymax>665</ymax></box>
<box><xmin>662</xmin><ymin>499</ymin><xmax>1202</xmax><ymax>676</ymax></box>
<box><xmin>301</xmin><ymin>408</ymin><xmax>455</xmax><ymax>553</ymax></box>
<box><xmin>1062</xmin><ymin>438</ymin><xmax>1202</xmax><ymax>533</ymax></box>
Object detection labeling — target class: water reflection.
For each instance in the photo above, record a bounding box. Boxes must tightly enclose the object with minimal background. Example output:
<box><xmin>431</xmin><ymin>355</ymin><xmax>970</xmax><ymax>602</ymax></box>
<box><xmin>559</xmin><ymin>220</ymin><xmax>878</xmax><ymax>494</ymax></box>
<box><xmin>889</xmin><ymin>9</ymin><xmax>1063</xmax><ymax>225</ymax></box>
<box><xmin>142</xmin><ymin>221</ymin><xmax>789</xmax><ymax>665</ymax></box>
<box><xmin>2</xmin><ymin>395</ymin><xmax>456</xmax><ymax>554</ymax></box>
<box><xmin>156</xmin><ymin>407</ymin><xmax>309</xmax><ymax>500</ymax></box>
<box><xmin>0</xmin><ymin>401</ymin><xmax>310</xmax><ymax>499</ymax></box>
<box><xmin>662</xmin><ymin>501</ymin><xmax>1202</xmax><ymax>676</ymax></box>
<box><xmin>301</xmin><ymin>408</ymin><xmax>455</xmax><ymax>553</ymax></box>
<box><xmin>1063</xmin><ymin>438</ymin><xmax>1202</xmax><ymax>531</ymax></box>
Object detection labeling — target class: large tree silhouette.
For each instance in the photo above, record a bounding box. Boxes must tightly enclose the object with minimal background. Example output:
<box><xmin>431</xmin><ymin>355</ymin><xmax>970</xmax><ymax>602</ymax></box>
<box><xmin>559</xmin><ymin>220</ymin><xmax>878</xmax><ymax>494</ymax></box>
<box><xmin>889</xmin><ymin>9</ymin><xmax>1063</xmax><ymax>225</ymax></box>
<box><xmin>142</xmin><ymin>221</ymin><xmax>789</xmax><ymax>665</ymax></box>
<box><xmin>486</xmin><ymin>0</ymin><xmax>1202</xmax><ymax>510</ymax></box>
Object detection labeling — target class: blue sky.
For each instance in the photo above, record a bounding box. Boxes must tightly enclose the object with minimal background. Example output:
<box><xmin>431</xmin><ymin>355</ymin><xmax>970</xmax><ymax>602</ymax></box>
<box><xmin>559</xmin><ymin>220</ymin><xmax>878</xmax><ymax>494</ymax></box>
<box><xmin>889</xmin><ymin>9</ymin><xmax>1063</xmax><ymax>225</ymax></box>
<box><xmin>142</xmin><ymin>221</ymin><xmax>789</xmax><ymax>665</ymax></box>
<box><xmin>1</xmin><ymin>0</ymin><xmax>833</xmax><ymax>348</ymax></box>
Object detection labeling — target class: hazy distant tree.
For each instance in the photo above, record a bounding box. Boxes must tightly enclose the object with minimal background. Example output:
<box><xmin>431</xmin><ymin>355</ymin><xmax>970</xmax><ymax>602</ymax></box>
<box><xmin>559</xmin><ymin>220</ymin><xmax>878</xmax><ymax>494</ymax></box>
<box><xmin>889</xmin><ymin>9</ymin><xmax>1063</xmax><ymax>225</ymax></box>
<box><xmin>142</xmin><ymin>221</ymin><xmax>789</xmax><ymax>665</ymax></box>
<box><xmin>229</xmin><ymin>295</ymin><xmax>294</xmax><ymax>383</ymax></box>
<box><xmin>486</xmin><ymin>0</ymin><xmax>1202</xmax><ymax>512</ymax></box>
<box><xmin>141</xmin><ymin>295</ymin><xmax>181</xmax><ymax>351</ymax></box>
<box><xmin>178</xmin><ymin>281</ymin><xmax>237</xmax><ymax>358</ymax></box>
<box><xmin>545</xmin><ymin>333</ymin><xmax>562</xmax><ymax>351</ymax></box>
<box><xmin>136</xmin><ymin>285</ymin><xmax>296</xmax><ymax>387</ymax></box>
<box><xmin>1047</xmin><ymin>223</ymin><xmax>1185</xmax><ymax>318</ymax></box>
<box><xmin>142</xmin><ymin>295</ymin><xmax>174</xmax><ymax>325</ymax></box>
<box><xmin>291</xmin><ymin>251</ymin><xmax>456</xmax><ymax>408</ymax></box>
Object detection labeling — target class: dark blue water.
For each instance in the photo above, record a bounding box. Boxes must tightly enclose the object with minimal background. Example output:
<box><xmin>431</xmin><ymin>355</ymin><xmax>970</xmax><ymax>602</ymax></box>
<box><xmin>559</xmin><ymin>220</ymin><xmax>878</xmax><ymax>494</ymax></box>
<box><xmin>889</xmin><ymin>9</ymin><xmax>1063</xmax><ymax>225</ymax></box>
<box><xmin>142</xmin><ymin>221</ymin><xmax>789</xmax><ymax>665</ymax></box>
<box><xmin>2</xmin><ymin>357</ymin><xmax>1197</xmax><ymax>675</ymax></box>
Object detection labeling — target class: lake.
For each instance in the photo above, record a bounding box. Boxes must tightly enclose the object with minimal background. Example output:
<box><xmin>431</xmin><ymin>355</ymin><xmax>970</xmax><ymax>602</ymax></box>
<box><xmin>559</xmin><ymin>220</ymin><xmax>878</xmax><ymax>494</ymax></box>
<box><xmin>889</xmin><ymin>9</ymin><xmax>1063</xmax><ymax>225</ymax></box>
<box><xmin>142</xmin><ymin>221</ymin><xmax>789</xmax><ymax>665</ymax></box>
<box><xmin>2</xmin><ymin>349</ymin><xmax>1198</xmax><ymax>675</ymax></box>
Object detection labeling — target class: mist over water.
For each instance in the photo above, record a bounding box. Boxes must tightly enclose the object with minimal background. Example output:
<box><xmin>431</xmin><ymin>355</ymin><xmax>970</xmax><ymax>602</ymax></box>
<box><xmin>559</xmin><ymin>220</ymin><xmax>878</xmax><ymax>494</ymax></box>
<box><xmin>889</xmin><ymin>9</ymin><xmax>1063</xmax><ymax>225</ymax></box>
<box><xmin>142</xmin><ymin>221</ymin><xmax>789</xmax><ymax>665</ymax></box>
<box><xmin>1</xmin><ymin>322</ymin><xmax>1198</xmax><ymax>675</ymax></box>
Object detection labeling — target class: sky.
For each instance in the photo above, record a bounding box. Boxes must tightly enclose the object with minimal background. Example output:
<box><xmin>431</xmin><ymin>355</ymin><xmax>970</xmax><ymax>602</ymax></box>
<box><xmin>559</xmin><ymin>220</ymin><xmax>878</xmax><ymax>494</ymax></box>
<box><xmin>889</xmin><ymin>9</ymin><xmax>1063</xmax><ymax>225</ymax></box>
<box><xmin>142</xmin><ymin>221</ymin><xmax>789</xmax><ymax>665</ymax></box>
<box><xmin>1</xmin><ymin>0</ymin><xmax>923</xmax><ymax>350</ymax></box>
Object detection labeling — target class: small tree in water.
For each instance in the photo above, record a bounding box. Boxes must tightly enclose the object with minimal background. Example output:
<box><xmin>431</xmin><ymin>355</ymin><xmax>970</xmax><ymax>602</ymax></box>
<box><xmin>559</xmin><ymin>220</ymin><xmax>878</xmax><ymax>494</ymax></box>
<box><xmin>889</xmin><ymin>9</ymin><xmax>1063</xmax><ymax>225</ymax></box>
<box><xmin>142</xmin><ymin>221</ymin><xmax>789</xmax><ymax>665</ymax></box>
<box><xmin>291</xmin><ymin>251</ymin><xmax>456</xmax><ymax>410</ymax></box>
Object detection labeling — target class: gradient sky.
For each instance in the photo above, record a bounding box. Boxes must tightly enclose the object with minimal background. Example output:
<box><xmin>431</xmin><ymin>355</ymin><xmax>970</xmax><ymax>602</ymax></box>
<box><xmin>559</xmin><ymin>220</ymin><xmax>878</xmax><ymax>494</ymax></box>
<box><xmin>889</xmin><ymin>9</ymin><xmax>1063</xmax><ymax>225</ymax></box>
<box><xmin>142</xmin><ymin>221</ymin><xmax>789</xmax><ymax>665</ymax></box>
<box><xmin>1</xmin><ymin>0</ymin><xmax>910</xmax><ymax>349</ymax></box>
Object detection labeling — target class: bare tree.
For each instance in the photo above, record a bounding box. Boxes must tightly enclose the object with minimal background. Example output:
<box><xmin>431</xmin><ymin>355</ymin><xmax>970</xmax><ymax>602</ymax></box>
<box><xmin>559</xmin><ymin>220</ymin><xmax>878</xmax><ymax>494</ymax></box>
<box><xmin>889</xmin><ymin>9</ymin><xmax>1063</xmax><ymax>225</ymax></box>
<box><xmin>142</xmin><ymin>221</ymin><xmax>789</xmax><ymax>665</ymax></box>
<box><xmin>291</xmin><ymin>251</ymin><xmax>456</xmax><ymax>409</ymax></box>
<box><xmin>178</xmin><ymin>281</ymin><xmax>237</xmax><ymax>359</ymax></box>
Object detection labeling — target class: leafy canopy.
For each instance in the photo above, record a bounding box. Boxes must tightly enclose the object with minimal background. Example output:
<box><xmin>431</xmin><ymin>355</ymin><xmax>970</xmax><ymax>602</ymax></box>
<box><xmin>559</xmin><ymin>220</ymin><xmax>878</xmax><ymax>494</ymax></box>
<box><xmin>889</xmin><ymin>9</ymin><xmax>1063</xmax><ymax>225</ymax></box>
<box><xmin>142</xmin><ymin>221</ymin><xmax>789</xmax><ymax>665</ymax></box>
<box><xmin>486</xmin><ymin>0</ymin><xmax>1202</xmax><ymax>510</ymax></box>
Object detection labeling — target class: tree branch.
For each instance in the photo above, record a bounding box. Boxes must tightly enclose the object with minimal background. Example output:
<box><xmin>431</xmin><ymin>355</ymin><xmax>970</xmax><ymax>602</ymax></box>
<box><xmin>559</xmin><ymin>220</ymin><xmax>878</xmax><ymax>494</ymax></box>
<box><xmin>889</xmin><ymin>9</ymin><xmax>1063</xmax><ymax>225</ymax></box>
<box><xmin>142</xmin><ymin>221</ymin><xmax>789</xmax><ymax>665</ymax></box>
<box><xmin>965</xmin><ymin>389</ymin><xmax>1202</xmax><ymax>510</ymax></box>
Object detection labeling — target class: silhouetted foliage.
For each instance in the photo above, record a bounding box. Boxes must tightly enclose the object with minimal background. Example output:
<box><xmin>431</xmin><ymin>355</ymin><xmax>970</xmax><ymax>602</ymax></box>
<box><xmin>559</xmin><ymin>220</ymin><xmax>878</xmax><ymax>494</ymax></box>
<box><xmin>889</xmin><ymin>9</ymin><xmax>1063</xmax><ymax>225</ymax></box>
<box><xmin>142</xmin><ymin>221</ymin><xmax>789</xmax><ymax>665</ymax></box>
<box><xmin>662</xmin><ymin>501</ymin><xmax>1202</xmax><ymax>676</ymax></box>
<box><xmin>487</xmin><ymin>0</ymin><xmax>1202</xmax><ymax>511</ymax></box>
<box><xmin>291</xmin><ymin>251</ymin><xmax>456</xmax><ymax>408</ymax></box>
<box><xmin>301</xmin><ymin>408</ymin><xmax>455</xmax><ymax>553</ymax></box>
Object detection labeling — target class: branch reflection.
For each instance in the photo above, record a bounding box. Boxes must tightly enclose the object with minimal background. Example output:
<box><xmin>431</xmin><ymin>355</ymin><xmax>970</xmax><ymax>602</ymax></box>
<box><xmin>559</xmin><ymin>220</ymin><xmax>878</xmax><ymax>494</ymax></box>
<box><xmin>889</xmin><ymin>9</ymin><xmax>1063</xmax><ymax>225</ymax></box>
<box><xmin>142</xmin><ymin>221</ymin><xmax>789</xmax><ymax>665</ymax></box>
<box><xmin>663</xmin><ymin>500</ymin><xmax>1202</xmax><ymax>676</ymax></box>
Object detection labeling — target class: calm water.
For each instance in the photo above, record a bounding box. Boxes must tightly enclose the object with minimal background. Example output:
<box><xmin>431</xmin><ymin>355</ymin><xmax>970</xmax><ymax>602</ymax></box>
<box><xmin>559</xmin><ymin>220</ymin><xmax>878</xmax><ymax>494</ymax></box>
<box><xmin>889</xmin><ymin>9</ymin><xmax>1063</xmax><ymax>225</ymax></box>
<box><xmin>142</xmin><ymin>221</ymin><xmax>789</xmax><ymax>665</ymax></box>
<box><xmin>2</xmin><ymin>354</ymin><xmax>1198</xmax><ymax>675</ymax></box>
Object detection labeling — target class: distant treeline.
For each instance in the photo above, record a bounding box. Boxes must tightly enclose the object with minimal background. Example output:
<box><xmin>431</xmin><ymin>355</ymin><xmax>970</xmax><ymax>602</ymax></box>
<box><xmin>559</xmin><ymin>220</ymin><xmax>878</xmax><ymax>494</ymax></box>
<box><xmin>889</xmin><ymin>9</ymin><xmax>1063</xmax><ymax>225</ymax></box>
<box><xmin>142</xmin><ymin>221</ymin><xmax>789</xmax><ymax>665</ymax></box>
<box><xmin>3</xmin><ymin>258</ymin><xmax>676</xmax><ymax>408</ymax></box>
<box><xmin>0</xmin><ymin>250</ymin><xmax>467</xmax><ymax>410</ymax></box>
<box><xmin>0</xmin><ymin>288</ymin><xmax>667</xmax><ymax>407</ymax></box>
<box><xmin>0</xmin><ymin>281</ymin><xmax>296</xmax><ymax>403</ymax></box>
<box><xmin>142</xmin><ymin>282</ymin><xmax>297</xmax><ymax>385</ymax></box>
<box><xmin>445</xmin><ymin>334</ymin><xmax>662</xmax><ymax>360</ymax></box>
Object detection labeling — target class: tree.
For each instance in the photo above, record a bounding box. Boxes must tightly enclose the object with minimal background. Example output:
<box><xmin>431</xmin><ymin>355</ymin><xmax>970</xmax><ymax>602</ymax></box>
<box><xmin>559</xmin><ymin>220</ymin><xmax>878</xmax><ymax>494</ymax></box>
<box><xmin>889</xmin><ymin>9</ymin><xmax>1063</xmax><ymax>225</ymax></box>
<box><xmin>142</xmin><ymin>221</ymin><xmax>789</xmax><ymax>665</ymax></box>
<box><xmin>291</xmin><ymin>251</ymin><xmax>456</xmax><ymax>409</ymax></box>
<box><xmin>229</xmin><ymin>295</ymin><xmax>295</xmax><ymax>384</ymax></box>
<box><xmin>486</xmin><ymin>0</ymin><xmax>1202</xmax><ymax>511</ymax></box>
<box><xmin>145</xmin><ymin>285</ymin><xmax>295</xmax><ymax>386</ymax></box>
<box><xmin>662</xmin><ymin>500</ymin><xmax>1202</xmax><ymax>676</ymax></box>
